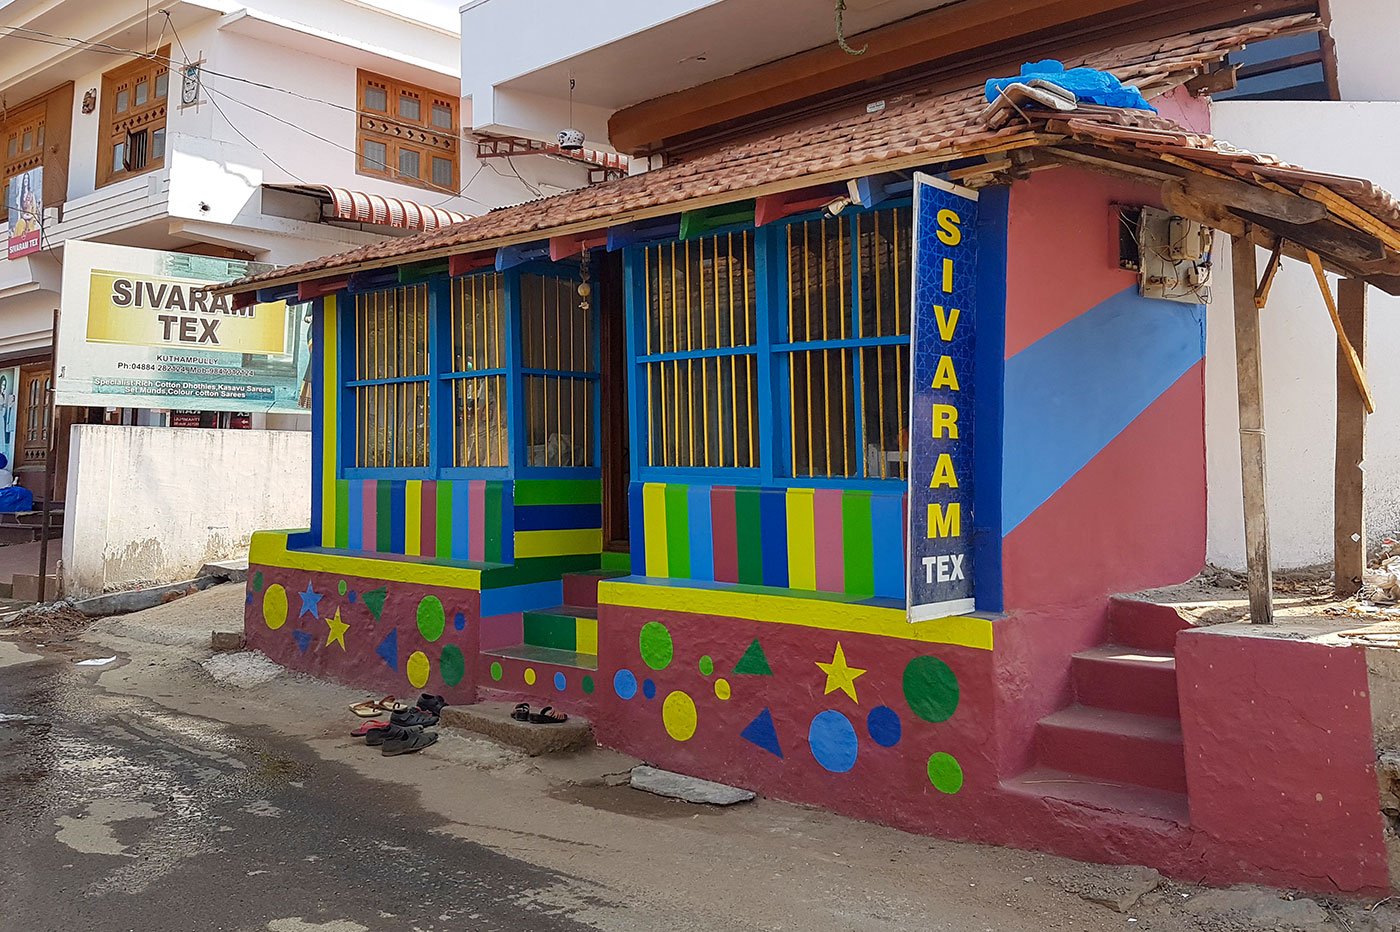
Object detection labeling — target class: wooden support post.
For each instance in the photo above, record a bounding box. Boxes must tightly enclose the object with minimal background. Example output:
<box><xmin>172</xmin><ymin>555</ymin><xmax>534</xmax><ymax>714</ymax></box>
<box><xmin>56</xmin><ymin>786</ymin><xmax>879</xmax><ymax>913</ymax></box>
<box><xmin>1335</xmin><ymin>277</ymin><xmax>1368</xmax><ymax>596</ymax></box>
<box><xmin>1232</xmin><ymin>234</ymin><xmax>1275</xmax><ymax>624</ymax></box>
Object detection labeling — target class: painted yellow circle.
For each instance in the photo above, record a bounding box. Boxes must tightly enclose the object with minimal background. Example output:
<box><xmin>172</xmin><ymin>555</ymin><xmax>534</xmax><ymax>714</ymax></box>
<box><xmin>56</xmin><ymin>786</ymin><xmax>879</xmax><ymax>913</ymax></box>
<box><xmin>524</xmin><ymin>667</ymin><xmax>537</xmax><ymax>686</ymax></box>
<box><xmin>662</xmin><ymin>691</ymin><xmax>698</xmax><ymax>742</ymax></box>
<box><xmin>262</xmin><ymin>584</ymin><xmax>288</xmax><ymax>630</ymax></box>
<box><xmin>714</xmin><ymin>678</ymin><xmax>731</xmax><ymax>701</ymax></box>
<box><xmin>406</xmin><ymin>651</ymin><xmax>431</xmax><ymax>689</ymax></box>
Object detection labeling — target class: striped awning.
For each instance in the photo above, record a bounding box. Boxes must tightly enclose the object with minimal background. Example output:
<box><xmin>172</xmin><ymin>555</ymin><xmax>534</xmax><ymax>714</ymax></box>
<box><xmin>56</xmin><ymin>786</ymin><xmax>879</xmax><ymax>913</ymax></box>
<box><xmin>267</xmin><ymin>183</ymin><xmax>469</xmax><ymax>232</ymax></box>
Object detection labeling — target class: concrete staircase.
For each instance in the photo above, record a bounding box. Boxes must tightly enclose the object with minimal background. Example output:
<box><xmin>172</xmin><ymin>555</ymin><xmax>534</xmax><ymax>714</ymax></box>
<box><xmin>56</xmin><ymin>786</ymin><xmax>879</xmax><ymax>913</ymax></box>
<box><xmin>1004</xmin><ymin>598</ymin><xmax>1192</xmax><ymax>823</ymax></box>
<box><xmin>483</xmin><ymin>570</ymin><xmax>626</xmax><ymax>672</ymax></box>
<box><xmin>0</xmin><ymin>508</ymin><xmax>63</xmax><ymax>545</ymax></box>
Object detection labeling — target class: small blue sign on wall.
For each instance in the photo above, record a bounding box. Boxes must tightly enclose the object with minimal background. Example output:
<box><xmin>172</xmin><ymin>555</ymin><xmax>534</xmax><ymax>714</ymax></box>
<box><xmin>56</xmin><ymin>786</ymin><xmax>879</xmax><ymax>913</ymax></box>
<box><xmin>907</xmin><ymin>173</ymin><xmax>977</xmax><ymax>621</ymax></box>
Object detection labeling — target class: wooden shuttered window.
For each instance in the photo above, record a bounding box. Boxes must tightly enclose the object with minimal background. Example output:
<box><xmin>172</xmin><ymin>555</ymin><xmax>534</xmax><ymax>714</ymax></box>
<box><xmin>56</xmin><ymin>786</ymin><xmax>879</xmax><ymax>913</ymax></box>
<box><xmin>356</xmin><ymin>70</ymin><xmax>459</xmax><ymax>194</ymax></box>
<box><xmin>98</xmin><ymin>50</ymin><xmax>170</xmax><ymax>188</ymax></box>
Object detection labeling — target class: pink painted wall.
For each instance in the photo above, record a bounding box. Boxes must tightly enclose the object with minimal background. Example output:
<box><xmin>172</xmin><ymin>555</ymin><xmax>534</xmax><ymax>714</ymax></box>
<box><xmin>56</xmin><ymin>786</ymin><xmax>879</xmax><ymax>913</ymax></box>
<box><xmin>1177</xmin><ymin>631</ymin><xmax>1390</xmax><ymax>893</ymax></box>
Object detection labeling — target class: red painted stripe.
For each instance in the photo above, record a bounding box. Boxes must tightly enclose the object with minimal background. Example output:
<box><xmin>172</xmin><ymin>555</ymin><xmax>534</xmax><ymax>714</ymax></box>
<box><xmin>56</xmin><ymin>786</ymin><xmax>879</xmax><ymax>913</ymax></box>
<box><xmin>468</xmin><ymin>480</ymin><xmax>486</xmax><ymax>562</ymax></box>
<box><xmin>1003</xmin><ymin>361</ymin><xmax>1205</xmax><ymax>609</ymax></box>
<box><xmin>421</xmin><ymin>481</ymin><xmax>437</xmax><ymax>558</ymax></box>
<box><xmin>361</xmin><ymin>480</ymin><xmax>378</xmax><ymax>552</ymax></box>
<box><xmin>710</xmin><ymin>486</ymin><xmax>739</xmax><ymax>584</ymax></box>
<box><xmin>813</xmin><ymin>488</ymin><xmax>845</xmax><ymax>592</ymax></box>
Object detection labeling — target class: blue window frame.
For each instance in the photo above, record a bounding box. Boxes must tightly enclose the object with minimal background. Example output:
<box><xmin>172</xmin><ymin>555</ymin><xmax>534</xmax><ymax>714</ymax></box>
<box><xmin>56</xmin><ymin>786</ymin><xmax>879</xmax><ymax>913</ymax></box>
<box><xmin>517</xmin><ymin>270</ymin><xmax>600</xmax><ymax>476</ymax></box>
<box><xmin>632</xmin><ymin>233</ymin><xmax>760</xmax><ymax>479</ymax></box>
<box><xmin>342</xmin><ymin>284</ymin><xmax>431</xmax><ymax>475</ymax></box>
<box><xmin>443</xmin><ymin>272</ymin><xmax>509</xmax><ymax>471</ymax></box>
<box><xmin>338</xmin><ymin>264</ymin><xmax>602</xmax><ymax>481</ymax></box>
<box><xmin>625</xmin><ymin>203</ymin><xmax>912</xmax><ymax>488</ymax></box>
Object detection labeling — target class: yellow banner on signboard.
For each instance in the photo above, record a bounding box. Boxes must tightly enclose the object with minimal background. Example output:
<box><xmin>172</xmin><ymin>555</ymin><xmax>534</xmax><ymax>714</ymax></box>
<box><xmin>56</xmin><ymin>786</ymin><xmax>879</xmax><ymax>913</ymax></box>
<box><xmin>86</xmin><ymin>269</ymin><xmax>290</xmax><ymax>355</ymax></box>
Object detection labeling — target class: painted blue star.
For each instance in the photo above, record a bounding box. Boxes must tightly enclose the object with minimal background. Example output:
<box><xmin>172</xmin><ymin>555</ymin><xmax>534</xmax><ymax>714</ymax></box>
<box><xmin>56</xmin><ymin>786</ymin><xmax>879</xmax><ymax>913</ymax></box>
<box><xmin>298</xmin><ymin>581</ymin><xmax>323</xmax><ymax>619</ymax></box>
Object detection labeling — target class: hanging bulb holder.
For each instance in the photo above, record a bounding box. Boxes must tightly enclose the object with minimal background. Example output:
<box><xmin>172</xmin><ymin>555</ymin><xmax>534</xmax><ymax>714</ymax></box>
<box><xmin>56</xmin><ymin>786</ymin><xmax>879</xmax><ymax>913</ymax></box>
<box><xmin>559</xmin><ymin>76</ymin><xmax>584</xmax><ymax>151</ymax></box>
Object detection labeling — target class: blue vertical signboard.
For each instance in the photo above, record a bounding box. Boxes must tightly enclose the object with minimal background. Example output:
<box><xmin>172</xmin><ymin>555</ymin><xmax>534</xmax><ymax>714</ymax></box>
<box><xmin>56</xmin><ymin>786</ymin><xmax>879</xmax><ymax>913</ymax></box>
<box><xmin>908</xmin><ymin>173</ymin><xmax>977</xmax><ymax>621</ymax></box>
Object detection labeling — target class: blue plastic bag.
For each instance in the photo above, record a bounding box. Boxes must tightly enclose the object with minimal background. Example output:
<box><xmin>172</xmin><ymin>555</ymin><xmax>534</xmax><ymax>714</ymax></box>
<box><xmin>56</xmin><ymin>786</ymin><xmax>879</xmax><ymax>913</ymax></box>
<box><xmin>985</xmin><ymin>60</ymin><xmax>1156</xmax><ymax>112</ymax></box>
<box><xmin>0</xmin><ymin>485</ymin><xmax>34</xmax><ymax>513</ymax></box>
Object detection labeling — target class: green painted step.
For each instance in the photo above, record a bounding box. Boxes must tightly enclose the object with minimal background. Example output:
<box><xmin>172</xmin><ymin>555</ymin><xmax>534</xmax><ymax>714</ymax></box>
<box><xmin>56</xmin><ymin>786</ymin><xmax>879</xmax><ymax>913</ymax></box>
<box><xmin>485</xmin><ymin>644</ymin><xmax>599</xmax><ymax>671</ymax></box>
<box><xmin>523</xmin><ymin>605</ymin><xmax>598</xmax><ymax>653</ymax></box>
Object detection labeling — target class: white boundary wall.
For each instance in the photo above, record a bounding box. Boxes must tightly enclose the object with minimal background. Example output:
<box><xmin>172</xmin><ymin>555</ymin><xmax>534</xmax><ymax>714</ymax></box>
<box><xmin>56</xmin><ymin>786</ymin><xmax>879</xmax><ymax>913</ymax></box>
<box><xmin>1206</xmin><ymin>101</ymin><xmax>1400</xmax><ymax>570</ymax></box>
<box><xmin>62</xmin><ymin>425</ymin><xmax>310</xmax><ymax>596</ymax></box>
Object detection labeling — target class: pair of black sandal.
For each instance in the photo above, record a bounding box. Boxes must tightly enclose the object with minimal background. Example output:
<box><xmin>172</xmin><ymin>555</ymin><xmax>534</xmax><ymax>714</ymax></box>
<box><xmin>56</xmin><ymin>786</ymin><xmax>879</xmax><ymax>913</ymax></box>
<box><xmin>365</xmin><ymin>722</ymin><xmax>438</xmax><ymax>756</ymax></box>
<box><xmin>511</xmin><ymin>703</ymin><xmax>568</xmax><ymax>724</ymax></box>
<box><xmin>360</xmin><ymin>694</ymin><xmax>448</xmax><ymax>756</ymax></box>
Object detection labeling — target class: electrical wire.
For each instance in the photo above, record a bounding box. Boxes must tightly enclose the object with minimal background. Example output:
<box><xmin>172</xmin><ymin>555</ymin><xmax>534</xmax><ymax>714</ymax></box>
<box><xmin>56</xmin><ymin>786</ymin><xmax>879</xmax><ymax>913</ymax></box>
<box><xmin>0</xmin><ymin>24</ymin><xmax>362</xmax><ymax>117</ymax></box>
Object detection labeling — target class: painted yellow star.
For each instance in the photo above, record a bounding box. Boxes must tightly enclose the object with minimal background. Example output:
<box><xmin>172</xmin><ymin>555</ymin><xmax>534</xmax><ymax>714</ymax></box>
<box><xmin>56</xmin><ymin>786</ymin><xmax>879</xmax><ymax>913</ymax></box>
<box><xmin>816</xmin><ymin>642</ymin><xmax>866</xmax><ymax>703</ymax></box>
<box><xmin>325</xmin><ymin>608</ymin><xmax>349</xmax><ymax>650</ymax></box>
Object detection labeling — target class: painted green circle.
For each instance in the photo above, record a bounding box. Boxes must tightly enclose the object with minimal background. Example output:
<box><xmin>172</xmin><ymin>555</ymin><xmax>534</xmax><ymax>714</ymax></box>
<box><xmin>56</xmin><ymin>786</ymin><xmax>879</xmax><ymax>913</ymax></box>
<box><xmin>417</xmin><ymin>596</ymin><xmax>446</xmax><ymax>642</ymax></box>
<box><xmin>698</xmin><ymin>655</ymin><xmax>714</xmax><ymax>676</ymax></box>
<box><xmin>903</xmin><ymin>656</ymin><xmax>960</xmax><ymax>723</ymax></box>
<box><xmin>927</xmin><ymin>752</ymin><xmax>964</xmax><ymax>794</ymax></box>
<box><xmin>252</xmin><ymin>571</ymin><xmax>264</xmax><ymax>593</ymax></box>
<box><xmin>337</xmin><ymin>579</ymin><xmax>348</xmax><ymax>596</ymax></box>
<box><xmin>638</xmin><ymin>622</ymin><xmax>674</xmax><ymax>671</ymax></box>
<box><xmin>440</xmin><ymin>644</ymin><xmax>466</xmax><ymax>687</ymax></box>
<box><xmin>489</xmin><ymin>662</ymin><xmax>503</xmax><ymax>682</ymax></box>
<box><xmin>582</xmin><ymin>675</ymin><xmax>595</xmax><ymax>695</ymax></box>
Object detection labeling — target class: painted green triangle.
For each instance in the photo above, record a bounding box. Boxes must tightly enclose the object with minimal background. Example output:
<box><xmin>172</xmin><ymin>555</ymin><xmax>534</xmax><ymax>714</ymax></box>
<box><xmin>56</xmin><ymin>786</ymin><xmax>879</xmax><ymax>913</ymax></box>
<box><xmin>733</xmin><ymin>638</ymin><xmax>773</xmax><ymax>676</ymax></box>
<box><xmin>363</xmin><ymin>586</ymin><xmax>388</xmax><ymax>622</ymax></box>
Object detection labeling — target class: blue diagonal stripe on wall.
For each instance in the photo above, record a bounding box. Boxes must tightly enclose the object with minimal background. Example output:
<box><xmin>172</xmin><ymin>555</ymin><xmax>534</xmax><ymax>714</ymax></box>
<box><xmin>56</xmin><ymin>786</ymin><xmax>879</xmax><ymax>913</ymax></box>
<box><xmin>1002</xmin><ymin>287</ymin><xmax>1204</xmax><ymax>534</ymax></box>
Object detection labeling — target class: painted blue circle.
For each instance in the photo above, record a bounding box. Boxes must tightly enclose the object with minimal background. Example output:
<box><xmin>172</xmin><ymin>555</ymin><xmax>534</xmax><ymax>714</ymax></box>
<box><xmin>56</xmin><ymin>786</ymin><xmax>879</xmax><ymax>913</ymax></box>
<box><xmin>808</xmin><ymin>710</ymin><xmax>859</xmax><ymax>773</ymax></box>
<box><xmin>348</xmin><ymin>591</ymin><xmax>358</xmax><ymax>603</ymax></box>
<box><xmin>866</xmin><ymin>705</ymin><xmax>902</xmax><ymax>748</ymax></box>
<box><xmin>613</xmin><ymin>669</ymin><xmax>638</xmax><ymax>700</ymax></box>
<box><xmin>245</xmin><ymin>593</ymin><xmax>253</xmax><ymax>606</ymax></box>
<box><xmin>642</xmin><ymin>679</ymin><xmax>657</xmax><ymax>699</ymax></box>
<box><xmin>454</xmin><ymin>612</ymin><xmax>466</xmax><ymax>631</ymax></box>
<box><xmin>554</xmin><ymin>671</ymin><xmax>567</xmax><ymax>691</ymax></box>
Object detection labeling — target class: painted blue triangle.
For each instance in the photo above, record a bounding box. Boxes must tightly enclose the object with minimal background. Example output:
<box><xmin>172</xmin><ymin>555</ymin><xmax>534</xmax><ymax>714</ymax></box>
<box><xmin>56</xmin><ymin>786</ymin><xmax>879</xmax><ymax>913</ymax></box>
<box><xmin>291</xmin><ymin>630</ymin><xmax>312</xmax><ymax>653</ymax></box>
<box><xmin>376</xmin><ymin>629</ymin><xmax>399</xmax><ymax>670</ymax></box>
<box><xmin>740</xmin><ymin>707</ymin><xmax>783</xmax><ymax>759</ymax></box>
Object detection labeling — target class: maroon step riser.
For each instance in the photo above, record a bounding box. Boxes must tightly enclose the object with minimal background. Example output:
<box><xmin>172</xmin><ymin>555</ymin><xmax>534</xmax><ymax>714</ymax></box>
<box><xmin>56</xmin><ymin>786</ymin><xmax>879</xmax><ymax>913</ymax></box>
<box><xmin>1036</xmin><ymin>723</ymin><xmax>1187</xmax><ymax>793</ymax></box>
<box><xmin>1072</xmin><ymin>657</ymin><xmax>1181</xmax><ymax>719</ymax></box>
<box><xmin>1108</xmin><ymin>598</ymin><xmax>1191</xmax><ymax>653</ymax></box>
<box><xmin>562</xmin><ymin>574</ymin><xmax>603</xmax><ymax>609</ymax></box>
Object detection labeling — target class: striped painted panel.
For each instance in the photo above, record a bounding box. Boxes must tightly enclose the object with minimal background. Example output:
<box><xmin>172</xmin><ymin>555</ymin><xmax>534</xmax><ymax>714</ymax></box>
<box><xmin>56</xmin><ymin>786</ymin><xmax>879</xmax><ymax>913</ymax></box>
<box><xmin>630</xmin><ymin>481</ymin><xmax>906</xmax><ymax>599</ymax></box>
<box><xmin>335</xmin><ymin>479</ymin><xmax>514</xmax><ymax>563</ymax></box>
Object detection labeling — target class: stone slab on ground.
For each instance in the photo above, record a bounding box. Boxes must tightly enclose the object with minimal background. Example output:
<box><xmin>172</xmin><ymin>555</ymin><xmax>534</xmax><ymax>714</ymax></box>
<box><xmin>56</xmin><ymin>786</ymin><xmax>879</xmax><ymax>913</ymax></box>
<box><xmin>199</xmin><ymin>559</ymin><xmax>249</xmax><ymax>583</ymax></box>
<box><xmin>630</xmin><ymin>765</ymin><xmax>755</xmax><ymax>806</ymax></box>
<box><xmin>439</xmin><ymin>702</ymin><xmax>593</xmax><ymax>756</ymax></box>
<box><xmin>74</xmin><ymin>575</ymin><xmax>223</xmax><ymax>618</ymax></box>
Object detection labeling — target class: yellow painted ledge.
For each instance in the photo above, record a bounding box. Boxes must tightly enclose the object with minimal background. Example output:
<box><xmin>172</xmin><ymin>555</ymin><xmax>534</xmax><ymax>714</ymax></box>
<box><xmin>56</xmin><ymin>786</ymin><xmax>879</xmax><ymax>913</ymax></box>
<box><xmin>599</xmin><ymin>578</ymin><xmax>994</xmax><ymax>651</ymax></box>
<box><xmin>249</xmin><ymin>530</ymin><xmax>484</xmax><ymax>590</ymax></box>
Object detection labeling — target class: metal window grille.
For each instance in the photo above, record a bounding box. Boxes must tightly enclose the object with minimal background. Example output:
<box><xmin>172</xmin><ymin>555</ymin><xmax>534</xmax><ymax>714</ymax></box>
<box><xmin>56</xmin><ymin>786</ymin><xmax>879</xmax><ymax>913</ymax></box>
<box><xmin>350</xmin><ymin>285</ymin><xmax>431</xmax><ymax>468</ymax></box>
<box><xmin>639</xmin><ymin>232</ymin><xmax>759</xmax><ymax>469</ymax></box>
<box><xmin>520</xmin><ymin>273</ymin><xmax>597</xmax><ymax>468</ymax></box>
<box><xmin>780</xmin><ymin>206</ymin><xmax>911</xmax><ymax>480</ymax></box>
<box><xmin>448</xmin><ymin>273</ymin><xmax>508</xmax><ymax>468</ymax></box>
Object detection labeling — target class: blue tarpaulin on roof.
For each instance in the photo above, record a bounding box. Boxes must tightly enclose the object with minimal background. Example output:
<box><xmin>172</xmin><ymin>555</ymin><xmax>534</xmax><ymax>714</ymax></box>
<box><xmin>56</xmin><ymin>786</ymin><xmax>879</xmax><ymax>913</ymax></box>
<box><xmin>986</xmin><ymin>60</ymin><xmax>1156</xmax><ymax>112</ymax></box>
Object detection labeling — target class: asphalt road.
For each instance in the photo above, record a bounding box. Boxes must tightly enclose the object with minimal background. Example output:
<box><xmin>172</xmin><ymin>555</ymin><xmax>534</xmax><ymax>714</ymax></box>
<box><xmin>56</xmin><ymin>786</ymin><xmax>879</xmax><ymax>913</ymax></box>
<box><xmin>0</xmin><ymin>656</ymin><xmax>596</xmax><ymax>932</ymax></box>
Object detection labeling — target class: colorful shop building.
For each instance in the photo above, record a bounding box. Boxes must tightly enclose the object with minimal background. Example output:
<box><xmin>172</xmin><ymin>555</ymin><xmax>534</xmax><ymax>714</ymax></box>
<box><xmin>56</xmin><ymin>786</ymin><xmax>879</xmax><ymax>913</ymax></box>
<box><xmin>227</xmin><ymin>17</ymin><xmax>1400</xmax><ymax>895</ymax></box>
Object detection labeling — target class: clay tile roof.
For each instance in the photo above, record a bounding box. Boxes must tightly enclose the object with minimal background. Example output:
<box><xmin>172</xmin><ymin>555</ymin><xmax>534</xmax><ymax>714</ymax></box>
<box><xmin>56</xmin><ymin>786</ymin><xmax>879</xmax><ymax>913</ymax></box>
<box><xmin>229</xmin><ymin>13</ymin><xmax>1332</xmax><ymax>293</ymax></box>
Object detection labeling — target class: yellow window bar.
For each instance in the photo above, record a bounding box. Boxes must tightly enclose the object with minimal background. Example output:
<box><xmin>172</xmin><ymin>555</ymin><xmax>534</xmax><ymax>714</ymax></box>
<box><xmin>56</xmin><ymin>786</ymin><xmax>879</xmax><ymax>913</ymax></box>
<box><xmin>640</xmin><ymin>232</ymin><xmax>757</xmax><ymax>469</ymax></box>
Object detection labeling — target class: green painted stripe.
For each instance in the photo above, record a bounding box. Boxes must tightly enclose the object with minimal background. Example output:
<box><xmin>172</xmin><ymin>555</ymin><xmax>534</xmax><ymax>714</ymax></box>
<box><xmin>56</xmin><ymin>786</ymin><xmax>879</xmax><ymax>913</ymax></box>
<box><xmin>436</xmin><ymin>482</ymin><xmax>452</xmax><ymax>558</ymax></box>
<box><xmin>523</xmin><ymin>613</ymin><xmax>578</xmax><ymax>651</ymax></box>
<box><xmin>484</xmin><ymin>481</ymin><xmax>504</xmax><ymax>562</ymax></box>
<box><xmin>335</xmin><ymin>480</ymin><xmax>350</xmax><ymax>548</ymax></box>
<box><xmin>600</xmin><ymin>550</ymin><xmax>631</xmax><ymax>573</ymax></box>
<box><xmin>479</xmin><ymin>554</ymin><xmax>601</xmax><ymax>588</ymax></box>
<box><xmin>375</xmin><ymin>480</ymin><xmax>392</xmax><ymax>553</ymax></box>
<box><xmin>842</xmin><ymin>490</ymin><xmax>875</xmax><ymax>597</ymax></box>
<box><xmin>664</xmin><ymin>484</ymin><xmax>691</xmax><ymax>577</ymax></box>
<box><xmin>734</xmin><ymin>487</ymin><xmax>764</xmax><ymax>586</ymax></box>
<box><xmin>513</xmin><ymin>479</ymin><xmax>602</xmax><ymax>506</ymax></box>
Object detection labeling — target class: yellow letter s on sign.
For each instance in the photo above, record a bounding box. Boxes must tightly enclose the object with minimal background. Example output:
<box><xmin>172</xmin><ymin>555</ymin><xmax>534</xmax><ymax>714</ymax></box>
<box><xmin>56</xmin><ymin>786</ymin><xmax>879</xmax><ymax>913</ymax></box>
<box><xmin>936</xmin><ymin>209</ymin><xmax>962</xmax><ymax>247</ymax></box>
